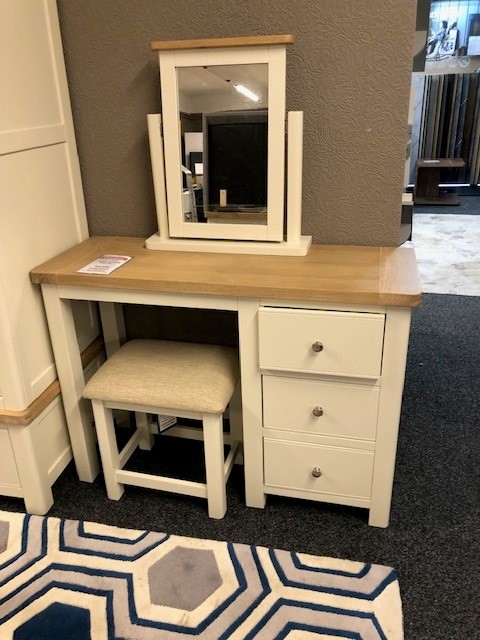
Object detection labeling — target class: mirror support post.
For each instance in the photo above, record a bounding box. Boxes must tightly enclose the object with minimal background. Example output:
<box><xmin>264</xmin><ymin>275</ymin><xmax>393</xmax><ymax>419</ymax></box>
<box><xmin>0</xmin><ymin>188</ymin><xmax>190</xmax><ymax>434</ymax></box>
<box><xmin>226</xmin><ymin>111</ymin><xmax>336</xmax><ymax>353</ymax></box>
<box><xmin>287</xmin><ymin>111</ymin><xmax>303</xmax><ymax>245</ymax></box>
<box><xmin>147</xmin><ymin>114</ymin><xmax>169</xmax><ymax>240</ymax></box>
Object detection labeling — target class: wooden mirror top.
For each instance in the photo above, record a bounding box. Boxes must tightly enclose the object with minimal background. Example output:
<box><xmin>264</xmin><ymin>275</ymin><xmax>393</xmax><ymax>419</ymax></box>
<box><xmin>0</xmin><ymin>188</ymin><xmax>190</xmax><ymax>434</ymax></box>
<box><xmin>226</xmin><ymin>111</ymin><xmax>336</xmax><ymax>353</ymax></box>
<box><xmin>151</xmin><ymin>35</ymin><xmax>294</xmax><ymax>52</ymax></box>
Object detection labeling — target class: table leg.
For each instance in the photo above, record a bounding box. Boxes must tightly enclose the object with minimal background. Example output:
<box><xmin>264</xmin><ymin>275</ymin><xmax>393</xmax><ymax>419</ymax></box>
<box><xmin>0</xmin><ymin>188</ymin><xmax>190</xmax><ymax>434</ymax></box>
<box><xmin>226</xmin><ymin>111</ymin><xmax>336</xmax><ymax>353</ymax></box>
<box><xmin>229</xmin><ymin>382</ymin><xmax>244</xmax><ymax>464</ymax></box>
<box><xmin>415</xmin><ymin>166</ymin><xmax>441</xmax><ymax>201</ymax></box>
<box><xmin>41</xmin><ymin>285</ymin><xmax>99</xmax><ymax>482</ymax></box>
<box><xmin>369</xmin><ymin>308</ymin><xmax>411</xmax><ymax>527</ymax></box>
<box><xmin>238</xmin><ymin>298</ymin><xmax>266</xmax><ymax>508</ymax></box>
<box><xmin>99</xmin><ymin>302</ymin><xmax>126</xmax><ymax>357</ymax></box>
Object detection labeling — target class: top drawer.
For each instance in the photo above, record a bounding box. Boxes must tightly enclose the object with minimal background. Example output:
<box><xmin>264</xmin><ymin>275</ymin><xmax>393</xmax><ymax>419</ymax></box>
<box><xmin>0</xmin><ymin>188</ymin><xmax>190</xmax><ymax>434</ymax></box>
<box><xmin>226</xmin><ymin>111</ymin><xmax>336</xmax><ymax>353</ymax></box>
<box><xmin>258</xmin><ymin>307</ymin><xmax>385</xmax><ymax>378</ymax></box>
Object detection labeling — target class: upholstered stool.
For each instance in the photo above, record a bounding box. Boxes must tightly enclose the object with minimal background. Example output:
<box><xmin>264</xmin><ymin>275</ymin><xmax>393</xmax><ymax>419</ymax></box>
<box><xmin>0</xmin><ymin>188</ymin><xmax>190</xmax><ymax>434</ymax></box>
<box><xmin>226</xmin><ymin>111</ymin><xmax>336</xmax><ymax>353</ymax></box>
<box><xmin>83</xmin><ymin>339</ymin><xmax>241</xmax><ymax>519</ymax></box>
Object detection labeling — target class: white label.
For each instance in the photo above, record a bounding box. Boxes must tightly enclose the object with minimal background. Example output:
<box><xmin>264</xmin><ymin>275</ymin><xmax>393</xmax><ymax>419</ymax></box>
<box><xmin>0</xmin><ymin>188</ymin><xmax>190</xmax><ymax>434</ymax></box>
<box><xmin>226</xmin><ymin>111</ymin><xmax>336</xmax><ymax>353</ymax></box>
<box><xmin>220</xmin><ymin>189</ymin><xmax>227</xmax><ymax>206</ymax></box>
<box><xmin>158</xmin><ymin>415</ymin><xmax>177</xmax><ymax>432</ymax></box>
<box><xmin>77</xmin><ymin>254</ymin><xmax>132</xmax><ymax>275</ymax></box>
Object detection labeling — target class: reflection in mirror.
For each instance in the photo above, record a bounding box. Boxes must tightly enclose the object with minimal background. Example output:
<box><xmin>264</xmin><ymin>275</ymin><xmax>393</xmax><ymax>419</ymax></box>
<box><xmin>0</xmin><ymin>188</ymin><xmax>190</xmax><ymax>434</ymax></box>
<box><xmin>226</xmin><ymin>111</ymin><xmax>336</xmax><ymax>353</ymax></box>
<box><xmin>177</xmin><ymin>64</ymin><xmax>268</xmax><ymax>225</ymax></box>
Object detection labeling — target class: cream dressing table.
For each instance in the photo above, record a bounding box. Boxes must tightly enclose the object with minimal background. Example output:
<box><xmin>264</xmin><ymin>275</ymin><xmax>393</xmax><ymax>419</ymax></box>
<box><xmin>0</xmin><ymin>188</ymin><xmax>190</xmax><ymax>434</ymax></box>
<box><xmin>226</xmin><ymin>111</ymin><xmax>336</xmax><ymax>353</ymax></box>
<box><xmin>31</xmin><ymin>236</ymin><xmax>421</xmax><ymax>527</ymax></box>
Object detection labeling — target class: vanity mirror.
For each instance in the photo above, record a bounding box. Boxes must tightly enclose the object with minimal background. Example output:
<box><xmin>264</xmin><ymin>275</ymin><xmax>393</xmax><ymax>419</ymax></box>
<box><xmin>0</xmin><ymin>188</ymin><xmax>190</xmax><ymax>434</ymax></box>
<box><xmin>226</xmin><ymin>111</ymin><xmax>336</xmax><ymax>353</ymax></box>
<box><xmin>146</xmin><ymin>36</ymin><xmax>312</xmax><ymax>255</ymax></box>
<box><xmin>176</xmin><ymin>62</ymin><xmax>269</xmax><ymax>227</ymax></box>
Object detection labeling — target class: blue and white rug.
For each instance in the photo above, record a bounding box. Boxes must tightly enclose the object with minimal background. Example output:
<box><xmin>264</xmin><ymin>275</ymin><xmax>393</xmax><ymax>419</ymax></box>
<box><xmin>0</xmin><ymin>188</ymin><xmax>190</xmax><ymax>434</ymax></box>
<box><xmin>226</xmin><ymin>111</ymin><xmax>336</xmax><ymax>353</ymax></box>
<box><xmin>0</xmin><ymin>510</ymin><xmax>403</xmax><ymax>639</ymax></box>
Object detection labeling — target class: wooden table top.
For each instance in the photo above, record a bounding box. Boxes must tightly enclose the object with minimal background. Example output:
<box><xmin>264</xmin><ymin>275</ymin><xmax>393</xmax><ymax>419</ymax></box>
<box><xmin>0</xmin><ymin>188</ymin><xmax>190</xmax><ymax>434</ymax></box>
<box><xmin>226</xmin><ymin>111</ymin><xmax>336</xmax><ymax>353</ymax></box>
<box><xmin>30</xmin><ymin>236</ymin><xmax>422</xmax><ymax>307</ymax></box>
<box><xmin>416</xmin><ymin>158</ymin><xmax>465</xmax><ymax>169</ymax></box>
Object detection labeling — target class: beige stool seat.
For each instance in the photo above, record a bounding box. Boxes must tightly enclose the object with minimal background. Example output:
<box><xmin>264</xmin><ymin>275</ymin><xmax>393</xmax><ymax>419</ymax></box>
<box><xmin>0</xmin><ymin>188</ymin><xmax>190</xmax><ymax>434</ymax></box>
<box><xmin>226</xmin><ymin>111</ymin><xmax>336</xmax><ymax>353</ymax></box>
<box><xmin>83</xmin><ymin>339</ymin><xmax>241</xmax><ymax>518</ymax></box>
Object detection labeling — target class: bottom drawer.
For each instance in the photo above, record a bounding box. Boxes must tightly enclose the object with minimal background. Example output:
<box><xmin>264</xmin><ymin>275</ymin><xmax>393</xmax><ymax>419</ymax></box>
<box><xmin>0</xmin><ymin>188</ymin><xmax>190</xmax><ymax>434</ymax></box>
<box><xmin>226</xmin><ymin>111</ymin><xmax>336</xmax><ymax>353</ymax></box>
<box><xmin>264</xmin><ymin>438</ymin><xmax>374</xmax><ymax>500</ymax></box>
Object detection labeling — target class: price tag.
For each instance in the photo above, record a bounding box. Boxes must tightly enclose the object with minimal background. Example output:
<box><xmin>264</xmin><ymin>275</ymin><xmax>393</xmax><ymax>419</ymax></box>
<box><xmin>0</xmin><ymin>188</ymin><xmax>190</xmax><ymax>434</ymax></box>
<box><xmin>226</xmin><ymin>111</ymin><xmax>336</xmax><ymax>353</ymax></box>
<box><xmin>77</xmin><ymin>254</ymin><xmax>132</xmax><ymax>275</ymax></box>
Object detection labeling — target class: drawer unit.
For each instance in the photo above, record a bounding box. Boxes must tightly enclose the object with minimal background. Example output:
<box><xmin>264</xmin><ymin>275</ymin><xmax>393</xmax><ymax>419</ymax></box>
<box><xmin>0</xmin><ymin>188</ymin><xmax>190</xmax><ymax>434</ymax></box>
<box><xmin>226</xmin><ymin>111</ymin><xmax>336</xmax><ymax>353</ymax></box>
<box><xmin>258</xmin><ymin>307</ymin><xmax>385</xmax><ymax>378</ymax></box>
<box><xmin>263</xmin><ymin>375</ymin><xmax>379</xmax><ymax>440</ymax></box>
<box><xmin>0</xmin><ymin>397</ymin><xmax>71</xmax><ymax>510</ymax></box>
<box><xmin>264</xmin><ymin>438</ymin><xmax>374</xmax><ymax>499</ymax></box>
<box><xmin>0</xmin><ymin>349</ymin><xmax>104</xmax><ymax>514</ymax></box>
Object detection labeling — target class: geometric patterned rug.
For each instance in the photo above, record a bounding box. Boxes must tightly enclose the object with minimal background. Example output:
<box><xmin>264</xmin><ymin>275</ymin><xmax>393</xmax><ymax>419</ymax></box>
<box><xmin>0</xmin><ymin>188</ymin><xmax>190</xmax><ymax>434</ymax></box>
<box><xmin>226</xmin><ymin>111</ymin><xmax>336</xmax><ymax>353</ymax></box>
<box><xmin>0</xmin><ymin>510</ymin><xmax>403</xmax><ymax>639</ymax></box>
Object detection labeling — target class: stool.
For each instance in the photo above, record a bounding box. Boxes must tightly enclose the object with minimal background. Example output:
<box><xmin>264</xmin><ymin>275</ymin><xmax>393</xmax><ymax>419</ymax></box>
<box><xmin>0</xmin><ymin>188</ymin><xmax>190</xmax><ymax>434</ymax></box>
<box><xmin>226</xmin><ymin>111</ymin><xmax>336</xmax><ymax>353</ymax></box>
<box><xmin>83</xmin><ymin>339</ymin><xmax>241</xmax><ymax>519</ymax></box>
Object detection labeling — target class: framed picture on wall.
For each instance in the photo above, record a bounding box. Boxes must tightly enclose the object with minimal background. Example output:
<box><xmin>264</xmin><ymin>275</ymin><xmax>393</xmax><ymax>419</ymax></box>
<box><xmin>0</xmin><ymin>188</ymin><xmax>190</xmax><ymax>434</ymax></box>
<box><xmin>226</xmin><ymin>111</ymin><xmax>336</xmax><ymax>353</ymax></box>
<box><xmin>467</xmin><ymin>13</ymin><xmax>480</xmax><ymax>54</ymax></box>
<box><xmin>439</xmin><ymin>28</ymin><xmax>458</xmax><ymax>56</ymax></box>
<box><xmin>467</xmin><ymin>35</ymin><xmax>480</xmax><ymax>54</ymax></box>
<box><xmin>426</xmin><ymin>1</ymin><xmax>480</xmax><ymax>59</ymax></box>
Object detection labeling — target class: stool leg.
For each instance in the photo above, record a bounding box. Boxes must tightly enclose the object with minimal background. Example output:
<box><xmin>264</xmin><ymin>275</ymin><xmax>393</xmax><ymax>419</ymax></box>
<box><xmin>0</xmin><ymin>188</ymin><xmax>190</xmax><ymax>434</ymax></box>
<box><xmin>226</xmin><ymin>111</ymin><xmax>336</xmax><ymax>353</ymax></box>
<box><xmin>91</xmin><ymin>400</ymin><xmax>124</xmax><ymax>500</ymax></box>
<box><xmin>135</xmin><ymin>412</ymin><xmax>154</xmax><ymax>450</ymax></box>
<box><xmin>202</xmin><ymin>413</ymin><xmax>227</xmax><ymax>519</ymax></box>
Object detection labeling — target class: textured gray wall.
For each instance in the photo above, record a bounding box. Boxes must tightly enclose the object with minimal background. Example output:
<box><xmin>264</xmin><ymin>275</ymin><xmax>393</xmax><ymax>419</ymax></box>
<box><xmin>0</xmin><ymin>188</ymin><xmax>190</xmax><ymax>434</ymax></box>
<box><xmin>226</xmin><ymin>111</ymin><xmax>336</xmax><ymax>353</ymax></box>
<box><xmin>57</xmin><ymin>0</ymin><xmax>417</xmax><ymax>246</ymax></box>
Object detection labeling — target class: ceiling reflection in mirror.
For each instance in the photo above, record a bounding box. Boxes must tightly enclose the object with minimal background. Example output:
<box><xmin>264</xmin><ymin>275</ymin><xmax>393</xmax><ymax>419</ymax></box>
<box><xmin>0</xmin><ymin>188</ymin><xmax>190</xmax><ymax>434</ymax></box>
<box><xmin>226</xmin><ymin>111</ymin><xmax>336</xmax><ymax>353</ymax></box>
<box><xmin>177</xmin><ymin>64</ymin><xmax>268</xmax><ymax>224</ymax></box>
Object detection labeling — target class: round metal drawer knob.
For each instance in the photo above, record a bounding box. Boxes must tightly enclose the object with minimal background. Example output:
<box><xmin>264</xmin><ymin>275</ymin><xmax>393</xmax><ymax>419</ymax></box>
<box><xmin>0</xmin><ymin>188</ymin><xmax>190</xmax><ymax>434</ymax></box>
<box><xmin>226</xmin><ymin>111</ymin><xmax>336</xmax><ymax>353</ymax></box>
<box><xmin>312</xmin><ymin>406</ymin><xmax>324</xmax><ymax>417</ymax></box>
<box><xmin>311</xmin><ymin>341</ymin><xmax>324</xmax><ymax>352</ymax></box>
<box><xmin>312</xmin><ymin>467</ymin><xmax>323</xmax><ymax>478</ymax></box>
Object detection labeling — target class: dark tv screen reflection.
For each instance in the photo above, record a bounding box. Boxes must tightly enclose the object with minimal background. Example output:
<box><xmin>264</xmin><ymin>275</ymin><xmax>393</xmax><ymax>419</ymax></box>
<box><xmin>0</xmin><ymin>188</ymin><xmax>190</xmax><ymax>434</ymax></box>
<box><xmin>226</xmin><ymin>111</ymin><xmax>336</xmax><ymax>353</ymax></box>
<box><xmin>203</xmin><ymin>111</ymin><xmax>267</xmax><ymax>212</ymax></box>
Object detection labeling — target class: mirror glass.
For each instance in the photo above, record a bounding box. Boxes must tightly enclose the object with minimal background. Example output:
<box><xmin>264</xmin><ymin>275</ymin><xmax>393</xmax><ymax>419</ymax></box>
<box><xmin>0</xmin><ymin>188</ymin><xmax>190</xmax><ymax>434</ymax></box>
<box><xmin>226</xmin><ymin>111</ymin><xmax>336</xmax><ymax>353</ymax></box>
<box><xmin>177</xmin><ymin>63</ymin><xmax>268</xmax><ymax>225</ymax></box>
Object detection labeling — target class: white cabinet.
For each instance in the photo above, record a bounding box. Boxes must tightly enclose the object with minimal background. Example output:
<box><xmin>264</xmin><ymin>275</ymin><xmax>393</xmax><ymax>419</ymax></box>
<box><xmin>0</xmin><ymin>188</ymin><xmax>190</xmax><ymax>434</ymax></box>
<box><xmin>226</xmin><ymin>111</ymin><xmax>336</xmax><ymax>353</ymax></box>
<box><xmin>257</xmin><ymin>303</ymin><xmax>410</xmax><ymax>527</ymax></box>
<box><xmin>0</xmin><ymin>0</ymin><xmax>99</xmax><ymax>512</ymax></box>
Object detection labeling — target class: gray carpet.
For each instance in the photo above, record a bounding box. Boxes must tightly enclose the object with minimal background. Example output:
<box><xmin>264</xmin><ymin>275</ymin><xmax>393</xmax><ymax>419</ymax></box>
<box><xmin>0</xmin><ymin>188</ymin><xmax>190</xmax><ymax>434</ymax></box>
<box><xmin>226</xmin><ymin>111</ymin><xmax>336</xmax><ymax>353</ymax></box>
<box><xmin>414</xmin><ymin>193</ymin><xmax>480</xmax><ymax>215</ymax></box>
<box><xmin>1</xmin><ymin>294</ymin><xmax>479</xmax><ymax>639</ymax></box>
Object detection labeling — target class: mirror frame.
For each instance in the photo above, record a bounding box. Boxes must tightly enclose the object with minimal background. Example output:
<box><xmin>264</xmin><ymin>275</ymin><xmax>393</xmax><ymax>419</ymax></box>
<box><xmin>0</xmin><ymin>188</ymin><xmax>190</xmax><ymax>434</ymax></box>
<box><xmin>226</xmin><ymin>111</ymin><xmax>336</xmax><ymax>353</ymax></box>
<box><xmin>159</xmin><ymin>42</ymin><xmax>287</xmax><ymax>241</ymax></box>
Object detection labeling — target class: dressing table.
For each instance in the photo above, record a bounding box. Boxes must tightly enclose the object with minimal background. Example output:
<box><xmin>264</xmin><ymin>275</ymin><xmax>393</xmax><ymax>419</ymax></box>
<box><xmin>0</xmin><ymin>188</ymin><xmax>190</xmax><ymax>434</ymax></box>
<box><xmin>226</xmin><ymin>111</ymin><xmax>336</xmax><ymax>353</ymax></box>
<box><xmin>30</xmin><ymin>237</ymin><xmax>421</xmax><ymax>527</ymax></box>
<box><xmin>30</xmin><ymin>34</ymin><xmax>420</xmax><ymax>526</ymax></box>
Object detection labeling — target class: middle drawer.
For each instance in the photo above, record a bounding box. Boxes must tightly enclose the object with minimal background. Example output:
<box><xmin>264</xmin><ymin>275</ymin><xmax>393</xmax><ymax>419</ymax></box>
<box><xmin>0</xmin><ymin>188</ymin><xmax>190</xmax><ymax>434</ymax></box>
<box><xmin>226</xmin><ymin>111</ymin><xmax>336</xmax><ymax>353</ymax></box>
<box><xmin>263</xmin><ymin>375</ymin><xmax>379</xmax><ymax>440</ymax></box>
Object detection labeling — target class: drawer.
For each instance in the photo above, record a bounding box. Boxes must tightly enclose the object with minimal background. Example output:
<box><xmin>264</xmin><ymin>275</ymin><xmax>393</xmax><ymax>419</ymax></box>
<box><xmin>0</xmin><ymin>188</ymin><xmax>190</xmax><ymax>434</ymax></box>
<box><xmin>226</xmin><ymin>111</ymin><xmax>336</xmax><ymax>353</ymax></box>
<box><xmin>264</xmin><ymin>438</ymin><xmax>374</xmax><ymax>499</ymax></box>
<box><xmin>258</xmin><ymin>307</ymin><xmax>385</xmax><ymax>378</ymax></box>
<box><xmin>263</xmin><ymin>376</ymin><xmax>379</xmax><ymax>440</ymax></box>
